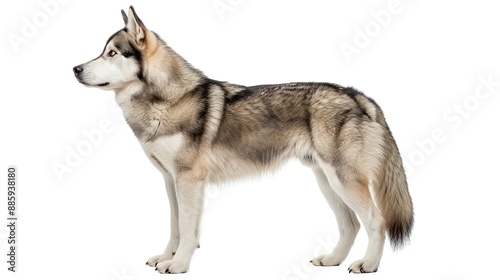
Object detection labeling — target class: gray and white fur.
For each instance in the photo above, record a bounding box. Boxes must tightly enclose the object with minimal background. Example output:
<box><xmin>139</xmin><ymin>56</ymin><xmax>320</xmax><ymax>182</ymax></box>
<box><xmin>73</xmin><ymin>6</ymin><xmax>414</xmax><ymax>274</ymax></box>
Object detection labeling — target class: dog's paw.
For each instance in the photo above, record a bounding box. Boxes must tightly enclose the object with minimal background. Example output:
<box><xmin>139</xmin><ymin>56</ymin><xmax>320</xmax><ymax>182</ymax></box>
<box><xmin>310</xmin><ymin>254</ymin><xmax>342</xmax><ymax>266</ymax></box>
<box><xmin>146</xmin><ymin>254</ymin><xmax>163</xmax><ymax>267</ymax></box>
<box><xmin>145</xmin><ymin>253</ymin><xmax>174</xmax><ymax>267</ymax></box>
<box><xmin>156</xmin><ymin>259</ymin><xmax>189</xmax><ymax>274</ymax></box>
<box><xmin>347</xmin><ymin>259</ymin><xmax>379</xmax><ymax>273</ymax></box>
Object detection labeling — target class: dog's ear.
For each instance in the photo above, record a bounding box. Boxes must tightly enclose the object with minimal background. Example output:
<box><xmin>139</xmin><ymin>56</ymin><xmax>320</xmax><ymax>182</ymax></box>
<box><xmin>121</xmin><ymin>9</ymin><xmax>128</xmax><ymax>25</ymax></box>
<box><xmin>125</xmin><ymin>6</ymin><xmax>146</xmax><ymax>47</ymax></box>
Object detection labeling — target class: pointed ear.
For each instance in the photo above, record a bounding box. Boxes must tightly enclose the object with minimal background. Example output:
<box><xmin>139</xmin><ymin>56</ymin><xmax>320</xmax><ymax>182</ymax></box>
<box><xmin>125</xmin><ymin>6</ymin><xmax>146</xmax><ymax>47</ymax></box>
<box><xmin>121</xmin><ymin>9</ymin><xmax>128</xmax><ymax>25</ymax></box>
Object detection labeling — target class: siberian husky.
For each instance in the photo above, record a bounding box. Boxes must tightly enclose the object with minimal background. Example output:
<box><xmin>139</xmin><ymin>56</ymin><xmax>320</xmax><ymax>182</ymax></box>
<box><xmin>73</xmin><ymin>6</ymin><xmax>413</xmax><ymax>274</ymax></box>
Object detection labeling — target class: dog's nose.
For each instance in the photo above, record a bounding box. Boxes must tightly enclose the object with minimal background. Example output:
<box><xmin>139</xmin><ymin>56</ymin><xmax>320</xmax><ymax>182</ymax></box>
<box><xmin>73</xmin><ymin>66</ymin><xmax>83</xmax><ymax>76</ymax></box>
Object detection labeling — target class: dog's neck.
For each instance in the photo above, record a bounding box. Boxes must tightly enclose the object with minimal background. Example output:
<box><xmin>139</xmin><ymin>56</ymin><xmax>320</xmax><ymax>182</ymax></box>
<box><xmin>146</xmin><ymin>46</ymin><xmax>204</xmax><ymax>96</ymax></box>
<box><xmin>115</xmin><ymin>33</ymin><xmax>205</xmax><ymax>106</ymax></box>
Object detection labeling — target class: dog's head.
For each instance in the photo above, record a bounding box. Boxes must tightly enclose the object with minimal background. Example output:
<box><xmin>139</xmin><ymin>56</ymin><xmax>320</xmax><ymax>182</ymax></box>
<box><xmin>73</xmin><ymin>6</ymin><xmax>152</xmax><ymax>91</ymax></box>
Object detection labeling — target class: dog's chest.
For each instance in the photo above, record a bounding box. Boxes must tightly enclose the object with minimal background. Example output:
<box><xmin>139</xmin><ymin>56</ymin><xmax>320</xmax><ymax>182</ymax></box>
<box><xmin>118</xmin><ymin>93</ymin><xmax>182</xmax><ymax>141</ymax></box>
<box><xmin>140</xmin><ymin>133</ymin><xmax>185</xmax><ymax>176</ymax></box>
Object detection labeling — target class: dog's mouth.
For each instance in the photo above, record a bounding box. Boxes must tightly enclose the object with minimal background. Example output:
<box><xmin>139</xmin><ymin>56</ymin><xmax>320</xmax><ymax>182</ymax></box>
<box><xmin>77</xmin><ymin>79</ymin><xmax>110</xmax><ymax>87</ymax></box>
<box><xmin>73</xmin><ymin>66</ymin><xmax>110</xmax><ymax>88</ymax></box>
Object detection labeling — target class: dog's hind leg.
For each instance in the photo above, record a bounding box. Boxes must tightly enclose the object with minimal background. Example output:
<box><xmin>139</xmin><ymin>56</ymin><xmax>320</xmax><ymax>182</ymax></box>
<box><xmin>317</xmin><ymin>161</ymin><xmax>385</xmax><ymax>273</ymax></box>
<box><xmin>310</xmin><ymin>166</ymin><xmax>360</xmax><ymax>266</ymax></box>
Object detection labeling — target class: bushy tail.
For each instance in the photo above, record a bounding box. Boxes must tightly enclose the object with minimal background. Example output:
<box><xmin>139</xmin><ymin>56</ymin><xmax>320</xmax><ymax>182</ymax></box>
<box><xmin>374</xmin><ymin>126</ymin><xmax>414</xmax><ymax>249</ymax></box>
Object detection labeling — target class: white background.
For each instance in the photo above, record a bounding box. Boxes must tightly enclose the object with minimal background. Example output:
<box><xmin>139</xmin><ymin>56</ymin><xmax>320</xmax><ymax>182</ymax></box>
<box><xmin>1</xmin><ymin>0</ymin><xmax>500</xmax><ymax>279</ymax></box>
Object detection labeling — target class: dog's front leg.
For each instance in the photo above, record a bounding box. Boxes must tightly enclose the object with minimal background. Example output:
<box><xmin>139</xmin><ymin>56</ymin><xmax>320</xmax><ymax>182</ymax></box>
<box><xmin>156</xmin><ymin>169</ymin><xmax>206</xmax><ymax>274</ymax></box>
<box><xmin>146</xmin><ymin>173</ymin><xmax>180</xmax><ymax>267</ymax></box>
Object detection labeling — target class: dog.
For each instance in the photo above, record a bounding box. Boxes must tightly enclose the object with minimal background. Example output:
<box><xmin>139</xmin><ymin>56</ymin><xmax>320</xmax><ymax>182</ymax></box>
<box><xmin>73</xmin><ymin>6</ymin><xmax>413</xmax><ymax>274</ymax></box>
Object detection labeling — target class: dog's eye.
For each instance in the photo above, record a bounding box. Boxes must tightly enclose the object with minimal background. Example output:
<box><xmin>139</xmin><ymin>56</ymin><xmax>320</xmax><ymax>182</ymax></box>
<box><xmin>108</xmin><ymin>50</ymin><xmax>117</xmax><ymax>57</ymax></box>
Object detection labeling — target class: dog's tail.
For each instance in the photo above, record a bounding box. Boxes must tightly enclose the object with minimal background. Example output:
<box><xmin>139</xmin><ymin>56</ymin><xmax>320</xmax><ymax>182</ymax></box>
<box><xmin>373</xmin><ymin>115</ymin><xmax>414</xmax><ymax>250</ymax></box>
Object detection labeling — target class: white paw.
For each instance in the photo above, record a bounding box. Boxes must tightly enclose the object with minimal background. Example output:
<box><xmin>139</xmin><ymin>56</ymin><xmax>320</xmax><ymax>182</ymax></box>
<box><xmin>145</xmin><ymin>253</ymin><xmax>174</xmax><ymax>267</ymax></box>
<box><xmin>348</xmin><ymin>259</ymin><xmax>379</xmax><ymax>273</ymax></box>
<box><xmin>310</xmin><ymin>254</ymin><xmax>342</xmax><ymax>266</ymax></box>
<box><xmin>156</xmin><ymin>259</ymin><xmax>190</xmax><ymax>274</ymax></box>
<box><xmin>145</xmin><ymin>254</ymin><xmax>162</xmax><ymax>267</ymax></box>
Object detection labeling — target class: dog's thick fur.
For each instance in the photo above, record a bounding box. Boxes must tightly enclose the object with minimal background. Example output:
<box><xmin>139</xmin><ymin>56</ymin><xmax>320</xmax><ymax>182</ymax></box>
<box><xmin>73</xmin><ymin>6</ymin><xmax>413</xmax><ymax>274</ymax></box>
